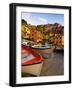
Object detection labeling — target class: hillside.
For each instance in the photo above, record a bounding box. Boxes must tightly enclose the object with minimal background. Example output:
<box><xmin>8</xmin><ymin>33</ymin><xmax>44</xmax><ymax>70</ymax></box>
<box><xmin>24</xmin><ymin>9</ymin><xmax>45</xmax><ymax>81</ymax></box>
<box><xmin>21</xmin><ymin>19</ymin><xmax>64</xmax><ymax>48</ymax></box>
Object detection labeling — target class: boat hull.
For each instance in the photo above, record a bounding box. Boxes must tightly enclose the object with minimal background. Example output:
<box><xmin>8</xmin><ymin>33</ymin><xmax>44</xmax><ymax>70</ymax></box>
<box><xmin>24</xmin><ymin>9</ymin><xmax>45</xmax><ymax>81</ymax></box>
<box><xmin>22</xmin><ymin>62</ymin><xmax>43</xmax><ymax>76</ymax></box>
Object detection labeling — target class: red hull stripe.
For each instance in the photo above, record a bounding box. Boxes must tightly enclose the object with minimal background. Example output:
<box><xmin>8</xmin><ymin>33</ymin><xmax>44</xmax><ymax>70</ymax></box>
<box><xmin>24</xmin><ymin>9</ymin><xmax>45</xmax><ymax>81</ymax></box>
<box><xmin>22</xmin><ymin>45</ymin><xmax>44</xmax><ymax>66</ymax></box>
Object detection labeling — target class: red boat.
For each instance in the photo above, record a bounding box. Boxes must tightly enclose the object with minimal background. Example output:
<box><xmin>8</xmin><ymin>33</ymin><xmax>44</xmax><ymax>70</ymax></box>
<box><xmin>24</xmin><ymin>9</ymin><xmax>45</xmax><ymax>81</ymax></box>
<box><xmin>21</xmin><ymin>45</ymin><xmax>44</xmax><ymax>76</ymax></box>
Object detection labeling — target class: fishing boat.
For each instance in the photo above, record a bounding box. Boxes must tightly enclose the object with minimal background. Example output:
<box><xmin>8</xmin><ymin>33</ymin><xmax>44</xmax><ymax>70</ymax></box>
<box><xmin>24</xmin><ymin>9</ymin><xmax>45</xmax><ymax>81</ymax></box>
<box><xmin>32</xmin><ymin>44</ymin><xmax>55</xmax><ymax>59</ymax></box>
<box><xmin>21</xmin><ymin>45</ymin><xmax>44</xmax><ymax>76</ymax></box>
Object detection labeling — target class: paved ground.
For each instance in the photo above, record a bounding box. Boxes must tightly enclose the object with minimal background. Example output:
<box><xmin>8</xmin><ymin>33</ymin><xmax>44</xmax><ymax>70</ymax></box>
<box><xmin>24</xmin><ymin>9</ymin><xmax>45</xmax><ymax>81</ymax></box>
<box><xmin>40</xmin><ymin>50</ymin><xmax>64</xmax><ymax>76</ymax></box>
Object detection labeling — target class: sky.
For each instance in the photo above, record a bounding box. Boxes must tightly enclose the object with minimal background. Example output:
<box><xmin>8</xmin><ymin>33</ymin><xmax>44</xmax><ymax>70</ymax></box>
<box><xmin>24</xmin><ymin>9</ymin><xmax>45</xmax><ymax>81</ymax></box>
<box><xmin>21</xmin><ymin>12</ymin><xmax>64</xmax><ymax>26</ymax></box>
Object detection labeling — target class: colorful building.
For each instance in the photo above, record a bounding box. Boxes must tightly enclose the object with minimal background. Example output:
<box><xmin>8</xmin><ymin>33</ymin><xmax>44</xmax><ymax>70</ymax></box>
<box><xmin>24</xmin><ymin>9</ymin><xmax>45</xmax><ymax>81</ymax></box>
<box><xmin>54</xmin><ymin>34</ymin><xmax>64</xmax><ymax>46</ymax></box>
<box><xmin>30</xmin><ymin>30</ymin><xmax>43</xmax><ymax>43</ymax></box>
<box><xmin>21</xmin><ymin>25</ymin><xmax>30</xmax><ymax>39</ymax></box>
